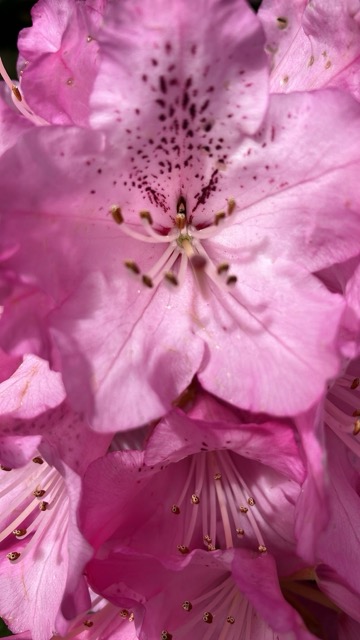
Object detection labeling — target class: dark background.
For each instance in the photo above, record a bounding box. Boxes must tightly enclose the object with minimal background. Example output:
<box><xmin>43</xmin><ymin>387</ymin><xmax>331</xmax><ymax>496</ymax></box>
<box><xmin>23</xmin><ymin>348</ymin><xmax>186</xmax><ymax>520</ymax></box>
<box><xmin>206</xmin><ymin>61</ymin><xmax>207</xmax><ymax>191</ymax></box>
<box><xmin>0</xmin><ymin>0</ymin><xmax>262</xmax><ymax>78</ymax></box>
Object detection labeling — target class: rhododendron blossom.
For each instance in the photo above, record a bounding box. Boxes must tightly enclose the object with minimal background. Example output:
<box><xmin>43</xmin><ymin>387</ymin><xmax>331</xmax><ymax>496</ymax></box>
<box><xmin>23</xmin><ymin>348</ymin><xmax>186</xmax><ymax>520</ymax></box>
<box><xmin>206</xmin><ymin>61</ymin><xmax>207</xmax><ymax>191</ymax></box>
<box><xmin>1</xmin><ymin>0</ymin><xmax>360</xmax><ymax>431</ymax></box>
<box><xmin>1</xmin><ymin>0</ymin><xmax>360</xmax><ymax>638</ymax></box>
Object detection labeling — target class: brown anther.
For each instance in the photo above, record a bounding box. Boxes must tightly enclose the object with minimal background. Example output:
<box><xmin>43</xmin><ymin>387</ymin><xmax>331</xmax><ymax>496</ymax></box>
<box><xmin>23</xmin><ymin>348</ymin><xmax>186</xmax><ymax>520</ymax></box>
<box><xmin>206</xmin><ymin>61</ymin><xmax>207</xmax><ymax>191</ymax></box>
<box><xmin>214</xmin><ymin>211</ymin><xmax>226</xmax><ymax>226</ymax></box>
<box><xmin>142</xmin><ymin>275</ymin><xmax>154</xmax><ymax>288</ymax></box>
<box><xmin>7</xmin><ymin>551</ymin><xmax>21</xmax><ymax>561</ymax></box>
<box><xmin>33</xmin><ymin>488</ymin><xmax>46</xmax><ymax>498</ymax></box>
<box><xmin>227</xmin><ymin>616</ymin><xmax>235</xmax><ymax>624</ymax></box>
<box><xmin>171</xmin><ymin>504</ymin><xmax>180</xmax><ymax>515</ymax></box>
<box><xmin>353</xmin><ymin>419</ymin><xmax>360</xmax><ymax>436</ymax></box>
<box><xmin>128</xmin><ymin>612</ymin><xmax>135</xmax><ymax>622</ymax></box>
<box><xmin>110</xmin><ymin>205</ymin><xmax>124</xmax><ymax>224</ymax></box>
<box><xmin>203</xmin><ymin>611</ymin><xmax>213</xmax><ymax>624</ymax></box>
<box><xmin>165</xmin><ymin>272</ymin><xmax>178</xmax><ymax>286</ymax></box>
<box><xmin>203</xmin><ymin>534</ymin><xmax>212</xmax><ymax>544</ymax></box>
<box><xmin>161</xmin><ymin>631</ymin><xmax>173</xmax><ymax>640</ymax></box>
<box><xmin>39</xmin><ymin>501</ymin><xmax>49</xmax><ymax>511</ymax></box>
<box><xmin>177</xmin><ymin>544</ymin><xmax>190</xmax><ymax>555</ymax></box>
<box><xmin>119</xmin><ymin>609</ymin><xmax>129</xmax><ymax>618</ymax></box>
<box><xmin>227</xmin><ymin>198</ymin><xmax>236</xmax><ymax>215</ymax></box>
<box><xmin>83</xmin><ymin>620</ymin><xmax>93</xmax><ymax>628</ymax></box>
<box><xmin>140</xmin><ymin>210</ymin><xmax>153</xmax><ymax>225</ymax></box>
<box><xmin>124</xmin><ymin>260</ymin><xmax>140</xmax><ymax>275</ymax></box>
<box><xmin>214</xmin><ymin>472</ymin><xmax>222</xmax><ymax>480</ymax></box>
<box><xmin>226</xmin><ymin>275</ymin><xmax>237</xmax><ymax>286</ymax></box>
<box><xmin>239</xmin><ymin>506</ymin><xmax>248</xmax><ymax>513</ymax></box>
<box><xmin>32</xmin><ymin>456</ymin><xmax>44</xmax><ymax>464</ymax></box>
<box><xmin>12</xmin><ymin>528</ymin><xmax>27</xmax><ymax>537</ymax></box>
<box><xmin>247</xmin><ymin>497</ymin><xmax>256</xmax><ymax>506</ymax></box>
<box><xmin>12</xmin><ymin>85</ymin><xmax>22</xmax><ymax>101</ymax></box>
<box><xmin>207</xmin><ymin>544</ymin><xmax>216</xmax><ymax>551</ymax></box>
<box><xmin>191</xmin><ymin>494</ymin><xmax>200</xmax><ymax>504</ymax></box>
<box><xmin>182</xmin><ymin>600</ymin><xmax>192</xmax><ymax>611</ymax></box>
<box><xmin>258</xmin><ymin>545</ymin><xmax>267</xmax><ymax>553</ymax></box>
<box><xmin>86</xmin><ymin>35</ymin><xmax>93</xmax><ymax>42</ymax></box>
<box><xmin>276</xmin><ymin>16</ymin><xmax>288</xmax><ymax>29</ymax></box>
<box><xmin>217</xmin><ymin>262</ymin><xmax>229</xmax><ymax>275</ymax></box>
<box><xmin>236</xmin><ymin>528</ymin><xmax>245</xmax><ymax>536</ymax></box>
<box><xmin>351</xmin><ymin>377</ymin><xmax>360</xmax><ymax>390</ymax></box>
<box><xmin>308</xmin><ymin>55</ymin><xmax>315</xmax><ymax>67</ymax></box>
<box><xmin>0</xmin><ymin>465</ymin><xmax>12</xmax><ymax>471</ymax></box>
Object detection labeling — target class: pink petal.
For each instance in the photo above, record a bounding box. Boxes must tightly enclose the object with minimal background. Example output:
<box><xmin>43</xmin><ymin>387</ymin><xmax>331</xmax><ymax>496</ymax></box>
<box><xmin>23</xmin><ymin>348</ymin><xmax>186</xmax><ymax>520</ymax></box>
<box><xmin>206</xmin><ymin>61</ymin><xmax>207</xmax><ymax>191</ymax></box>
<box><xmin>0</xmin><ymin>355</ymin><xmax>65</xmax><ymax>419</ymax></box>
<box><xmin>259</xmin><ymin>0</ymin><xmax>360</xmax><ymax>99</ymax></box>
<box><xmin>17</xmin><ymin>0</ymin><xmax>107</xmax><ymax>125</ymax></box>
<box><xmin>91</xmin><ymin>0</ymin><xmax>269</xmax><ymax>135</ymax></box>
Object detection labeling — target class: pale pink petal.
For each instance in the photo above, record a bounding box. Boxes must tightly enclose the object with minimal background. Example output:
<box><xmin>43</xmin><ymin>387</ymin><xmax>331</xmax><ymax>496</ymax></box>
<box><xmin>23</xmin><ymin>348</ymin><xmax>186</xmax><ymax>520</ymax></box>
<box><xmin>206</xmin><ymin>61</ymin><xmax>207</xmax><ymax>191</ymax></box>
<box><xmin>91</xmin><ymin>0</ymin><xmax>269</xmax><ymax>135</ymax></box>
<box><xmin>294</xmin><ymin>405</ymin><xmax>328</xmax><ymax>564</ymax></box>
<box><xmin>0</xmin><ymin>354</ymin><xmax>65</xmax><ymax>419</ymax></box>
<box><xmin>17</xmin><ymin>0</ymin><xmax>107</xmax><ymax>125</ymax></box>
<box><xmin>259</xmin><ymin>0</ymin><xmax>360</xmax><ymax>99</ymax></box>
<box><xmin>0</xmin><ymin>433</ymin><xmax>42</xmax><ymax>468</ymax></box>
<box><xmin>315</xmin><ymin>429</ymin><xmax>360</xmax><ymax>597</ymax></box>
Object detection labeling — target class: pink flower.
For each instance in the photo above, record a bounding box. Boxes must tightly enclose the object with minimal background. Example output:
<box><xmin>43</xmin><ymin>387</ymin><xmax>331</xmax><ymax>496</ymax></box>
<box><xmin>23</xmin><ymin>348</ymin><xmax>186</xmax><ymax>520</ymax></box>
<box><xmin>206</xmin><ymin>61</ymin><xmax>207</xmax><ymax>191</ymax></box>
<box><xmin>0</xmin><ymin>399</ymin><xmax>112</xmax><ymax>640</ymax></box>
<box><xmin>86</xmin><ymin>548</ymin><xmax>315</xmax><ymax>639</ymax></box>
<box><xmin>80</xmin><ymin>390</ymin><xmax>306</xmax><ymax>578</ymax></box>
<box><xmin>1</xmin><ymin>1</ymin><xmax>360</xmax><ymax>430</ymax></box>
<box><xmin>259</xmin><ymin>0</ymin><xmax>360</xmax><ymax>99</ymax></box>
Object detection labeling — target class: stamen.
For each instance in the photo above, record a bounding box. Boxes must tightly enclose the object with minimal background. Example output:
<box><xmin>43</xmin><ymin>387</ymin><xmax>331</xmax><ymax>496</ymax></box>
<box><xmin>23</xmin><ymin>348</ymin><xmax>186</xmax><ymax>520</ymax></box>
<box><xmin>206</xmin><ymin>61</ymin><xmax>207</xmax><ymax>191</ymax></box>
<box><xmin>39</xmin><ymin>501</ymin><xmax>49</xmax><ymax>511</ymax></box>
<box><xmin>32</xmin><ymin>457</ymin><xmax>44</xmax><ymax>464</ymax></box>
<box><xmin>12</xmin><ymin>528</ymin><xmax>27</xmax><ymax>537</ymax></box>
<box><xmin>12</xmin><ymin>85</ymin><xmax>22</xmax><ymax>102</ymax></box>
<box><xmin>140</xmin><ymin>210</ymin><xmax>153</xmax><ymax>225</ymax></box>
<box><xmin>110</xmin><ymin>205</ymin><xmax>124</xmax><ymax>224</ymax></box>
<box><xmin>0</xmin><ymin>57</ymin><xmax>49</xmax><ymax>126</ymax></box>
<box><xmin>7</xmin><ymin>551</ymin><xmax>20</xmax><ymax>562</ymax></box>
<box><xmin>165</xmin><ymin>271</ymin><xmax>178</xmax><ymax>285</ymax></box>
<box><xmin>214</xmin><ymin>212</ymin><xmax>226</xmax><ymax>226</ymax></box>
<box><xmin>142</xmin><ymin>275</ymin><xmax>154</xmax><ymax>288</ymax></box>
<box><xmin>217</xmin><ymin>263</ymin><xmax>229</xmax><ymax>275</ymax></box>
<box><xmin>124</xmin><ymin>260</ymin><xmax>141</xmax><ymax>274</ymax></box>
<box><xmin>33</xmin><ymin>488</ymin><xmax>46</xmax><ymax>497</ymax></box>
<box><xmin>0</xmin><ymin>465</ymin><xmax>12</xmax><ymax>471</ymax></box>
<box><xmin>227</xmin><ymin>198</ymin><xmax>236</xmax><ymax>215</ymax></box>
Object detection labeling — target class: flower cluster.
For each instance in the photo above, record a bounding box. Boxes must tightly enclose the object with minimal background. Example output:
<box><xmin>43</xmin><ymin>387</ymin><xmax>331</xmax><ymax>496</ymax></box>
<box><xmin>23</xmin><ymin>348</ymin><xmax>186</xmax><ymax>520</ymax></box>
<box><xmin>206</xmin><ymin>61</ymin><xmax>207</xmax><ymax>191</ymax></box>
<box><xmin>1</xmin><ymin>0</ymin><xmax>360</xmax><ymax>638</ymax></box>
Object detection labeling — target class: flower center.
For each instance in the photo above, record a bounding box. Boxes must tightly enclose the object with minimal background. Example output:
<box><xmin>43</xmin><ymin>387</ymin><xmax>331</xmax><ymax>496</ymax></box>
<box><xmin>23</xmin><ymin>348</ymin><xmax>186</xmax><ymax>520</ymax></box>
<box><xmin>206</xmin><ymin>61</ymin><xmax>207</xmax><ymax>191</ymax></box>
<box><xmin>170</xmin><ymin>450</ymin><xmax>267</xmax><ymax>555</ymax></box>
<box><xmin>110</xmin><ymin>195</ymin><xmax>238</xmax><ymax>291</ymax></box>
